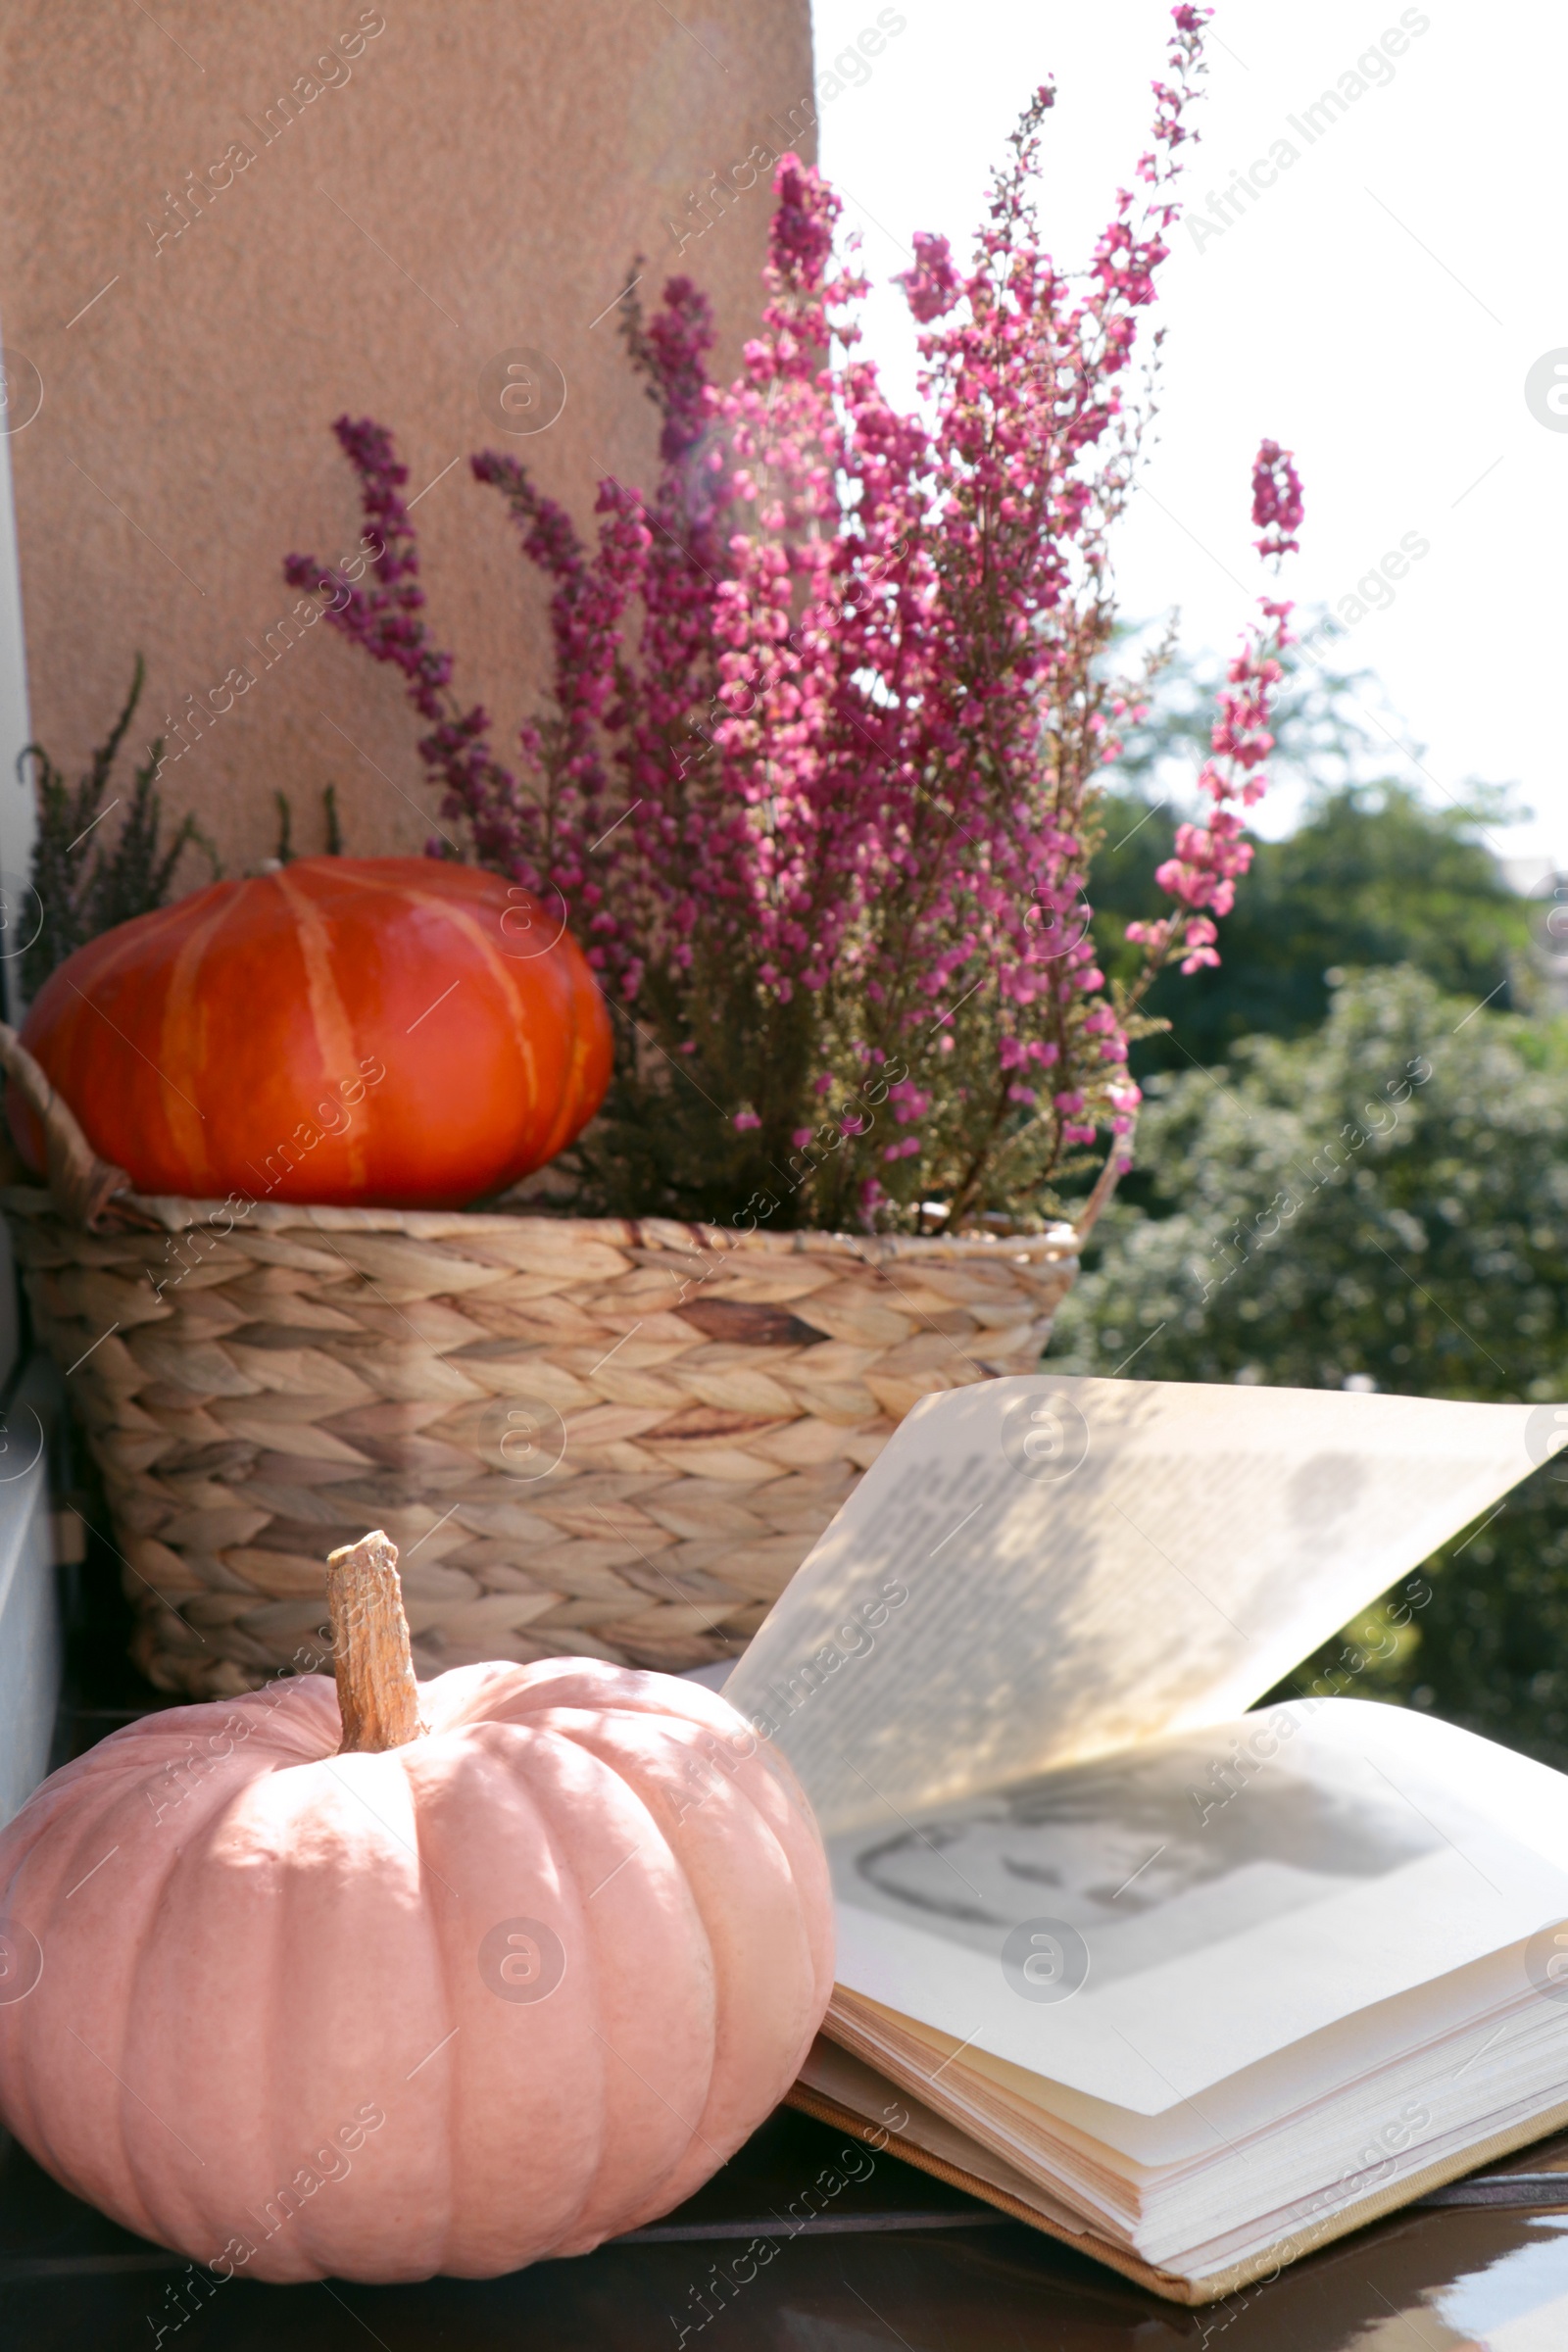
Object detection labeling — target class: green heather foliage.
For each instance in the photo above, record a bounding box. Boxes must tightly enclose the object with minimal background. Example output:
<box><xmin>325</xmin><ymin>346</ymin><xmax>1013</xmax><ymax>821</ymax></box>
<box><xmin>1050</xmin><ymin>966</ymin><xmax>1568</xmax><ymax>1765</ymax></box>
<box><xmin>18</xmin><ymin>660</ymin><xmax>216</xmax><ymax>999</ymax></box>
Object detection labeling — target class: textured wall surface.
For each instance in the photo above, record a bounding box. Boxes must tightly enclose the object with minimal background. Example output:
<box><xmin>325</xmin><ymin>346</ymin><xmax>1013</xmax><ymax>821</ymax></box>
<box><xmin>0</xmin><ymin>0</ymin><xmax>814</xmax><ymax>875</ymax></box>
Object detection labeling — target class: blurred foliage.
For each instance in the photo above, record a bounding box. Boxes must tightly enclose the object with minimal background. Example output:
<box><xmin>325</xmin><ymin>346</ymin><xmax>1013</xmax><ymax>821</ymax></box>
<box><xmin>1050</xmin><ymin>965</ymin><xmax>1568</xmax><ymax>1766</ymax></box>
<box><xmin>19</xmin><ymin>658</ymin><xmax>217</xmax><ymax>999</ymax></box>
<box><xmin>1091</xmin><ymin>647</ymin><xmax>1532</xmax><ymax>1077</ymax></box>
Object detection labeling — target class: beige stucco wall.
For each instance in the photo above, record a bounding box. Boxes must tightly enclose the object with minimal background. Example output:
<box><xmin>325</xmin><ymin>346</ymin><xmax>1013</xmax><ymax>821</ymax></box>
<box><xmin>0</xmin><ymin>0</ymin><xmax>814</xmax><ymax>879</ymax></box>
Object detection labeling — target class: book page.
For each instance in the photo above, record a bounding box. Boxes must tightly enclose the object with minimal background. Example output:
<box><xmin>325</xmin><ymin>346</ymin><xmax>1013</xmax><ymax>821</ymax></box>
<box><xmin>723</xmin><ymin>1376</ymin><xmax>1547</xmax><ymax>1833</ymax></box>
<box><xmin>825</xmin><ymin>1699</ymin><xmax>1568</xmax><ymax>2113</ymax></box>
<box><xmin>794</xmin><ymin>2037</ymin><xmax>1089</xmax><ymax>2229</ymax></box>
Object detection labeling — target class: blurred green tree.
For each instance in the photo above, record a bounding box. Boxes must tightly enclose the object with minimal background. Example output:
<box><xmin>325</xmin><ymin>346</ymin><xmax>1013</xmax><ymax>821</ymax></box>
<box><xmin>1092</xmin><ymin>649</ymin><xmax>1532</xmax><ymax>1076</ymax></box>
<box><xmin>1050</xmin><ymin>966</ymin><xmax>1568</xmax><ymax>1765</ymax></box>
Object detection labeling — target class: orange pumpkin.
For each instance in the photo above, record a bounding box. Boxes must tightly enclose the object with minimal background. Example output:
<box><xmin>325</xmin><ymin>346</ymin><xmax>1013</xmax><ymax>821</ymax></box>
<box><xmin>12</xmin><ymin>858</ymin><xmax>612</xmax><ymax>1209</ymax></box>
<box><xmin>0</xmin><ymin>1535</ymin><xmax>834</xmax><ymax>2281</ymax></box>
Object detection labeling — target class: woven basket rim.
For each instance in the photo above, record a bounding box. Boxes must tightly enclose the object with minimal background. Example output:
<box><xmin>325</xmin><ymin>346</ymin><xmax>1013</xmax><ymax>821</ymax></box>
<box><xmin>6</xmin><ymin>1174</ymin><xmax>1080</xmax><ymax>1695</ymax></box>
<box><xmin>0</xmin><ymin>1181</ymin><xmax>1080</xmax><ymax>1264</ymax></box>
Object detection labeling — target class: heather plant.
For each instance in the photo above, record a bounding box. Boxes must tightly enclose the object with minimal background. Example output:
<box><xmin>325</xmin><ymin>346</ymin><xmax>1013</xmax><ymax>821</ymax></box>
<box><xmin>18</xmin><ymin>658</ymin><xmax>217</xmax><ymax>999</ymax></box>
<box><xmin>287</xmin><ymin>3</ymin><xmax>1300</xmax><ymax>1232</ymax></box>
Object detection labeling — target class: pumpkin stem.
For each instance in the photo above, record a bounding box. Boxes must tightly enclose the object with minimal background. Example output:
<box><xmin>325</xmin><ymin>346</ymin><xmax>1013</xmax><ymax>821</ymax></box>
<box><xmin>325</xmin><ymin>1530</ymin><xmax>424</xmax><ymax>1753</ymax></box>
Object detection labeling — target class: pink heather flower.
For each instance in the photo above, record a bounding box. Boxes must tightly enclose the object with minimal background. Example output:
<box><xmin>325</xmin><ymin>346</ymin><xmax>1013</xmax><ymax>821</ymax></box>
<box><xmin>287</xmin><ymin>6</ymin><xmax>1297</xmax><ymax>1224</ymax></box>
<box><xmin>769</xmin><ymin>155</ymin><xmax>838</xmax><ymax>290</ymax></box>
<box><xmin>897</xmin><ymin>231</ymin><xmax>962</xmax><ymax>322</ymax></box>
<box><xmin>1150</xmin><ymin>453</ymin><xmax>1299</xmax><ymax>957</ymax></box>
<box><xmin>1251</xmin><ymin>438</ymin><xmax>1303</xmax><ymax>563</ymax></box>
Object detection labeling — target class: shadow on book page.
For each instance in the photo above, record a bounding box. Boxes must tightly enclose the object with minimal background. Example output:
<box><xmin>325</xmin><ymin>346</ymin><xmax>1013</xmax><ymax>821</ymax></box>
<box><xmin>723</xmin><ymin>1377</ymin><xmax>1552</xmax><ymax>1837</ymax></box>
<box><xmin>829</xmin><ymin>1701</ymin><xmax>1568</xmax><ymax>2112</ymax></box>
<box><xmin>837</xmin><ymin>1716</ymin><xmax>1437</xmax><ymax>1983</ymax></box>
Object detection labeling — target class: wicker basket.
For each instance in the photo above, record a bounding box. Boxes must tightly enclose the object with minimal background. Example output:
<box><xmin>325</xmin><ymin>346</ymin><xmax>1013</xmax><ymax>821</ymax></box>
<box><xmin>0</xmin><ymin>1025</ymin><xmax>1097</xmax><ymax>1699</ymax></box>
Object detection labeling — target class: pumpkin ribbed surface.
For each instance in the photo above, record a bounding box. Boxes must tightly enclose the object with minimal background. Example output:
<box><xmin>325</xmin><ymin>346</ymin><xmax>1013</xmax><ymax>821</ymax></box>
<box><xmin>13</xmin><ymin>858</ymin><xmax>612</xmax><ymax>1208</ymax></box>
<box><xmin>0</xmin><ymin>1659</ymin><xmax>833</xmax><ymax>2281</ymax></box>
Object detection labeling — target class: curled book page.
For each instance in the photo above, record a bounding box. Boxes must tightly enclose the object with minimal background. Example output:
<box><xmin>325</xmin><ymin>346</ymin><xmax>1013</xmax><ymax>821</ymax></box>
<box><xmin>723</xmin><ymin>1376</ymin><xmax>1552</xmax><ymax>1836</ymax></box>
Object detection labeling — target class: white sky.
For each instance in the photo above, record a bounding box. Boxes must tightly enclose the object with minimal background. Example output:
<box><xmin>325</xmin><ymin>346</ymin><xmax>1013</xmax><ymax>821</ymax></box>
<box><xmin>810</xmin><ymin>0</ymin><xmax>1568</xmax><ymax>871</ymax></box>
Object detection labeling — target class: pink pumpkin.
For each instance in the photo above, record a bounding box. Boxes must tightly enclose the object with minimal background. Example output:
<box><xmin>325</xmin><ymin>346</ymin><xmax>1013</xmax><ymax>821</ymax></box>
<box><xmin>0</xmin><ymin>1538</ymin><xmax>832</xmax><ymax>2282</ymax></box>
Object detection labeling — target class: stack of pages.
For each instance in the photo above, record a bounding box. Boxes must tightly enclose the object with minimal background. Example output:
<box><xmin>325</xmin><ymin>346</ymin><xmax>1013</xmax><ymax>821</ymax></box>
<box><xmin>723</xmin><ymin>1377</ymin><xmax>1568</xmax><ymax>2303</ymax></box>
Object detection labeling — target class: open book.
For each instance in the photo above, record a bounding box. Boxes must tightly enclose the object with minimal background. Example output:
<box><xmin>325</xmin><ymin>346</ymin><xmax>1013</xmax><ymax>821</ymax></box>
<box><xmin>721</xmin><ymin>1376</ymin><xmax>1568</xmax><ymax>2305</ymax></box>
